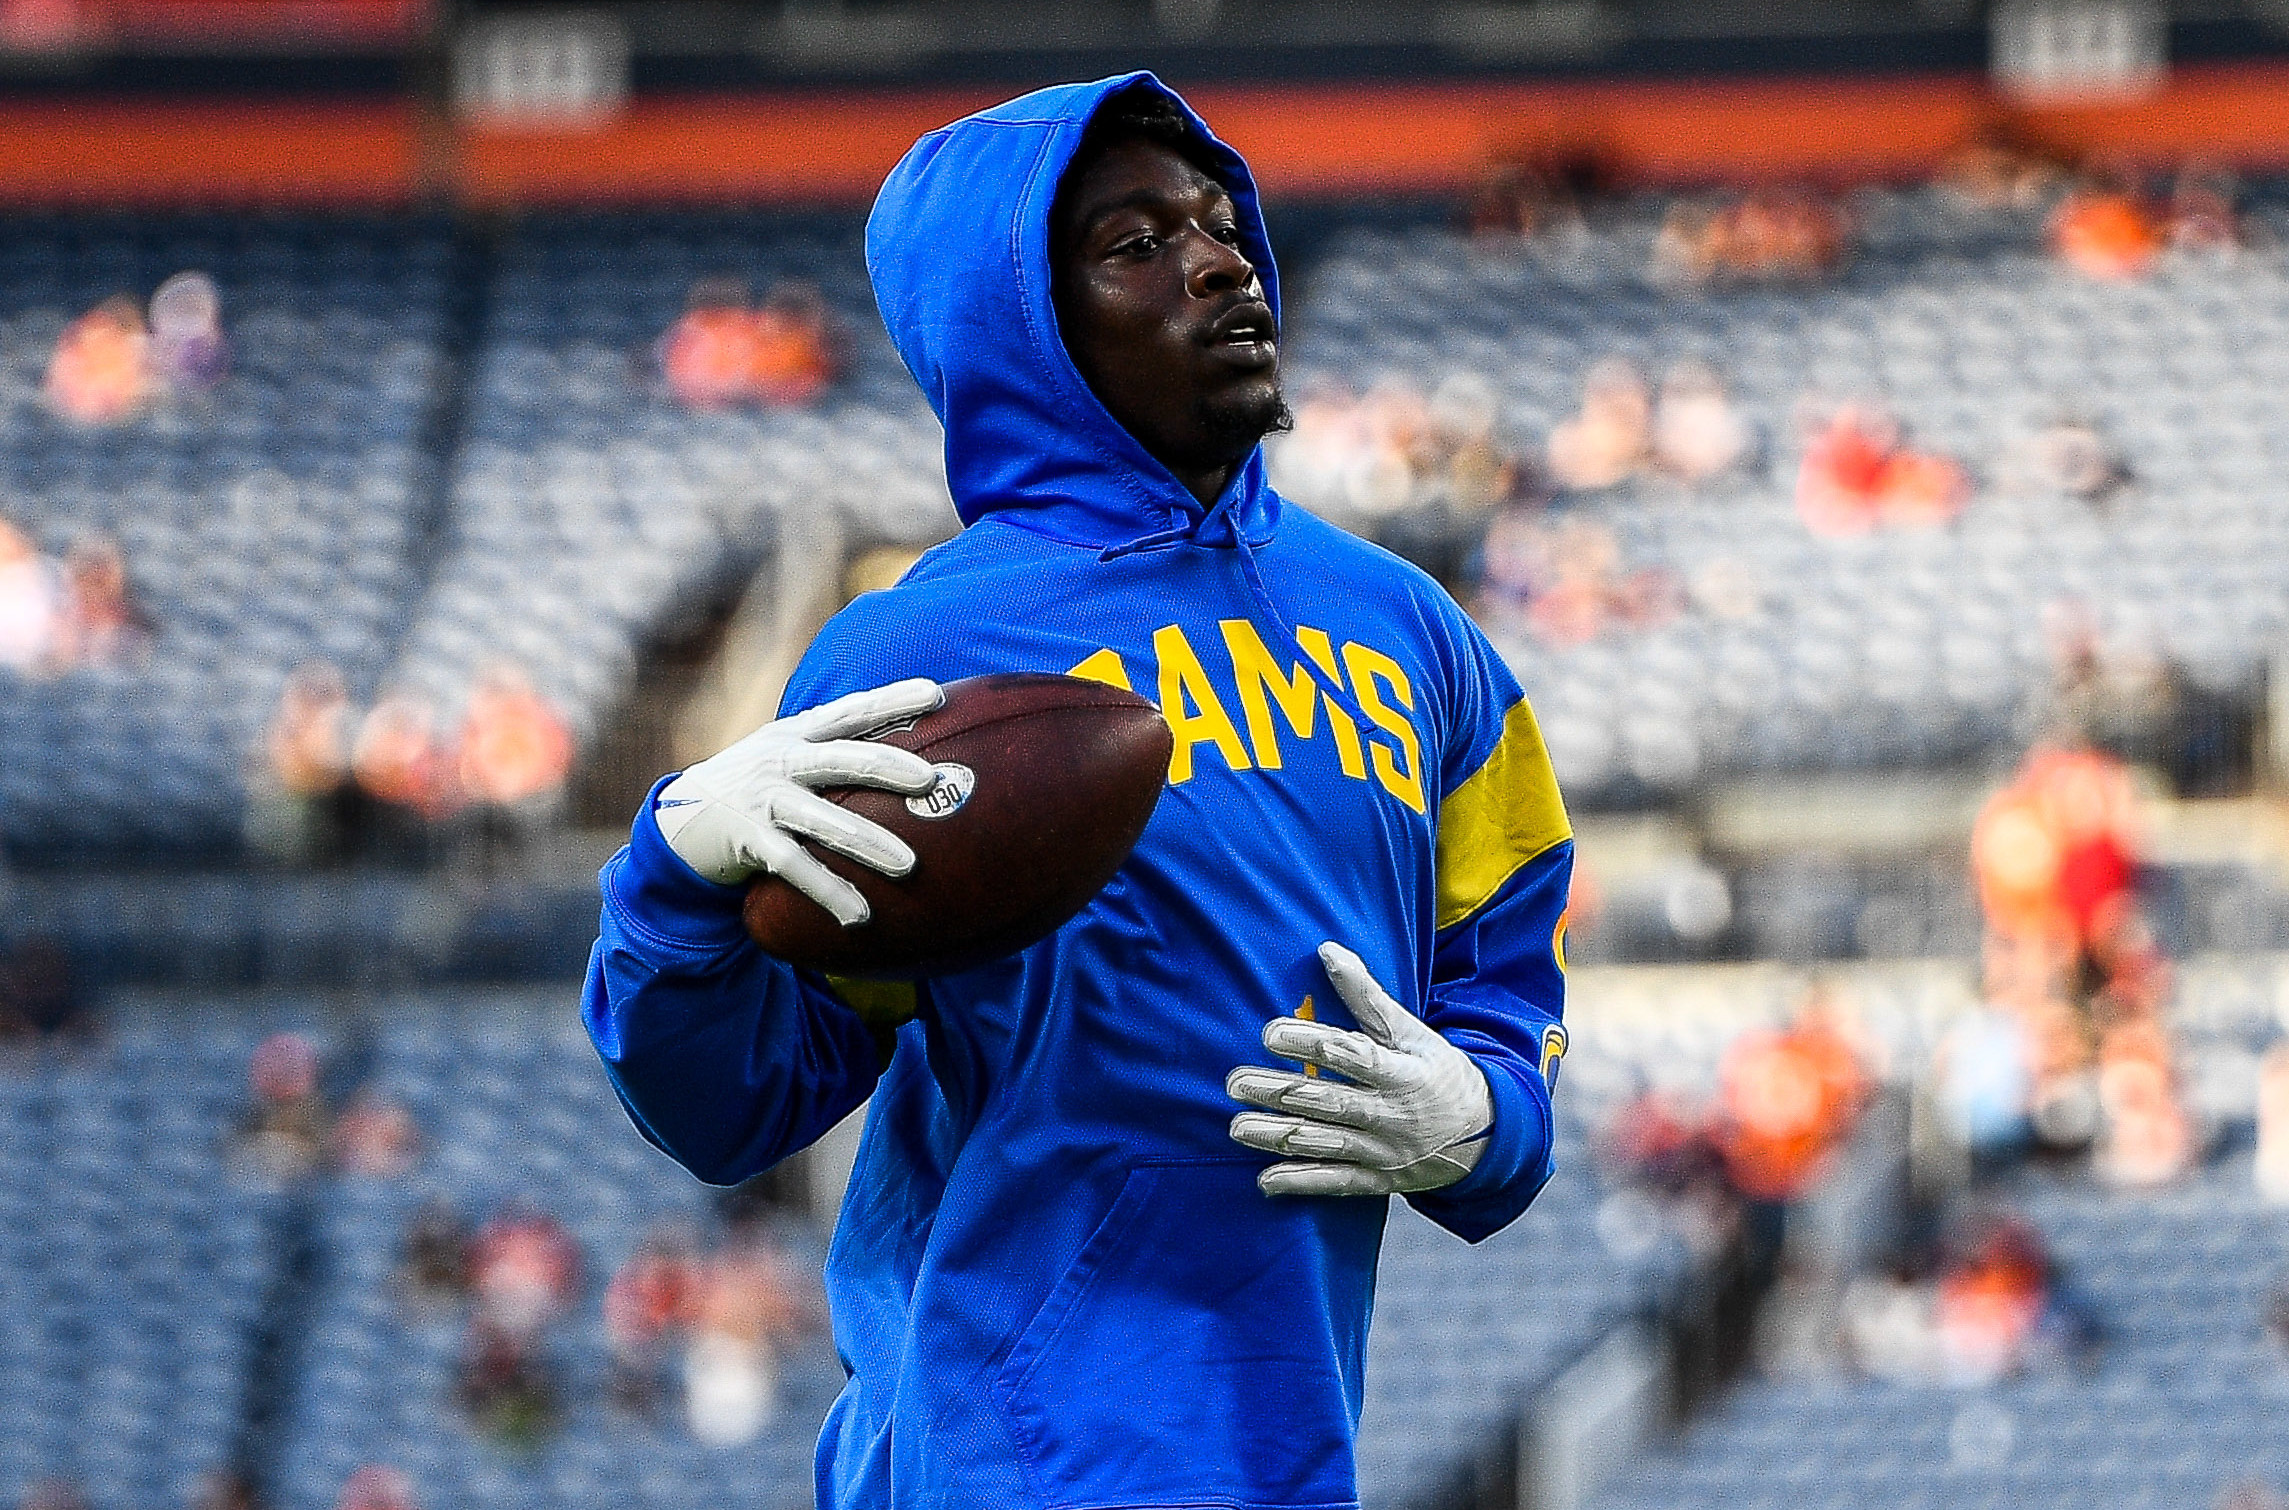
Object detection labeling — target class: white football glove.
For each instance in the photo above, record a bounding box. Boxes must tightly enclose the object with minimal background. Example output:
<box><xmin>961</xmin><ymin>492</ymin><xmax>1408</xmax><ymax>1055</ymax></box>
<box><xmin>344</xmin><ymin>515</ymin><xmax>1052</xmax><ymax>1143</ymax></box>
<box><xmin>653</xmin><ymin>678</ymin><xmax>944</xmax><ymax>927</ymax></box>
<box><xmin>1227</xmin><ymin>941</ymin><xmax>1493</xmax><ymax>1197</ymax></box>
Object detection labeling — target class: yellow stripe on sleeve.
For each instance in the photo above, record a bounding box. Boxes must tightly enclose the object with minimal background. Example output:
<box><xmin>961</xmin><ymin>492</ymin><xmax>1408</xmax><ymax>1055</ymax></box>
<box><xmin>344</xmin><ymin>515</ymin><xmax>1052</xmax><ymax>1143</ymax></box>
<box><xmin>1434</xmin><ymin>697</ymin><xmax>1572</xmax><ymax>932</ymax></box>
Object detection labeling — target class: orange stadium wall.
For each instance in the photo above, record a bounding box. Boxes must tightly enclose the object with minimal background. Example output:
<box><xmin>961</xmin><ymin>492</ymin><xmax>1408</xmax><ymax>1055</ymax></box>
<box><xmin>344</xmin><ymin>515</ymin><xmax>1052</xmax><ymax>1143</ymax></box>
<box><xmin>7</xmin><ymin>63</ymin><xmax>2289</xmax><ymax>206</ymax></box>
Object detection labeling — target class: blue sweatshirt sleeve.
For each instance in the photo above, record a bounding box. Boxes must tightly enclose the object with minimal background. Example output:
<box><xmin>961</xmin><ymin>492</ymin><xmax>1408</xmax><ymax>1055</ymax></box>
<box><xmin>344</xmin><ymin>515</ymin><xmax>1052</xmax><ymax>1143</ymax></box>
<box><xmin>580</xmin><ymin>775</ymin><xmax>884</xmax><ymax>1186</ymax></box>
<box><xmin>1403</xmin><ymin>612</ymin><xmax>1573</xmax><ymax>1243</ymax></box>
<box><xmin>1410</xmin><ymin>841</ymin><xmax>1571</xmax><ymax>1241</ymax></box>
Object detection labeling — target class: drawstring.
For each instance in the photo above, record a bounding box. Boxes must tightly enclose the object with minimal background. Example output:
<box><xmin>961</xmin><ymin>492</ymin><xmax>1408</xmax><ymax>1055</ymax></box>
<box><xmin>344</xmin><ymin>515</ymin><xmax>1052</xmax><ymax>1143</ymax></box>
<box><xmin>1097</xmin><ymin>524</ymin><xmax>1195</xmax><ymax>562</ymax></box>
<box><xmin>1097</xmin><ymin>492</ymin><xmax>1374</xmax><ymax>730</ymax></box>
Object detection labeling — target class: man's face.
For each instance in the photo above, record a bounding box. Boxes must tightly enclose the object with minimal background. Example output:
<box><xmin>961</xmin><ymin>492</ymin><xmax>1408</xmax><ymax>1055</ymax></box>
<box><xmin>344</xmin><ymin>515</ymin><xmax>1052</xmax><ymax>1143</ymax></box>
<box><xmin>1052</xmin><ymin>138</ymin><xmax>1285</xmax><ymax>485</ymax></box>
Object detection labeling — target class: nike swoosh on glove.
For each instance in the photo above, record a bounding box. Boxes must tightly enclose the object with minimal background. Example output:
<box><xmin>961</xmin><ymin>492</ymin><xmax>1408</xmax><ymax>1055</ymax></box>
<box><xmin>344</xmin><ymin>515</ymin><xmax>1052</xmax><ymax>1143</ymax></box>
<box><xmin>1226</xmin><ymin>941</ymin><xmax>1493</xmax><ymax>1198</ymax></box>
<box><xmin>653</xmin><ymin>678</ymin><xmax>944</xmax><ymax>926</ymax></box>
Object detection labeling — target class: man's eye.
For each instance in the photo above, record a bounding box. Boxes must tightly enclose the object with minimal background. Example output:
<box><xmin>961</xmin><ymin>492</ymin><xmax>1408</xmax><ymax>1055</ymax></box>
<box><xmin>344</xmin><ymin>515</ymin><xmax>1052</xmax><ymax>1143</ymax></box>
<box><xmin>1115</xmin><ymin>234</ymin><xmax>1161</xmax><ymax>258</ymax></box>
<box><xmin>1211</xmin><ymin>224</ymin><xmax>1244</xmax><ymax>246</ymax></box>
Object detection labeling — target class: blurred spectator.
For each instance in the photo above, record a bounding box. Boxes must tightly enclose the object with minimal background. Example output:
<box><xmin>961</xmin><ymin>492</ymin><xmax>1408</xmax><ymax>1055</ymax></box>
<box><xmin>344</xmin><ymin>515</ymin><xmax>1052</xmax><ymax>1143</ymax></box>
<box><xmin>1971</xmin><ymin>739</ymin><xmax>2180</xmax><ymax>1169</ymax></box>
<box><xmin>1651</xmin><ymin>360</ymin><xmax>1753</xmax><ymax>483</ymax></box>
<box><xmin>1547</xmin><ymin>357</ymin><xmax>1651</xmax><ymax>491</ymax></box>
<box><xmin>660</xmin><ymin>276</ymin><xmax>760</xmax><ymax>409</ymax></box>
<box><xmin>469</xmin><ymin>1204</ymin><xmax>580</xmax><ymax>1336</ymax></box>
<box><xmin>2093</xmin><ymin>1018</ymin><xmax>2193</xmax><ymax>1187</ymax></box>
<box><xmin>1930</xmin><ymin>1213</ymin><xmax>2060</xmax><ymax>1383</ymax></box>
<box><xmin>1794</xmin><ymin>404</ymin><xmax>1968</xmax><ymax>536</ymax></box>
<box><xmin>2021</xmin><ymin>414</ymin><xmax>2129</xmax><ymax>503</ymax></box>
<box><xmin>0</xmin><ymin>935</ymin><xmax>85</xmax><ymax>1042</ymax></box>
<box><xmin>0</xmin><ymin>518</ymin><xmax>58</xmax><ymax>672</ymax></box>
<box><xmin>1598</xmin><ymin>1088</ymin><xmax>1747</xmax><ymax>1267</ymax></box>
<box><xmin>1936</xmin><ymin>130</ymin><xmax>2065</xmax><ymax>212</ymax></box>
<box><xmin>250</xmin><ymin>661</ymin><xmax>359</xmax><ymax>863</ymax></box>
<box><xmin>659</xmin><ymin>276</ymin><xmax>842</xmax><ymax>410</ymax></box>
<box><xmin>330</xmin><ymin>1087</ymin><xmax>419</xmax><ymax>1179</ymax></box>
<box><xmin>457</xmin><ymin>665</ymin><xmax>574</xmax><ymax>814</ymax></box>
<box><xmin>333</xmin><ymin>1467</ymin><xmax>416</xmax><ymax>1510</ymax></box>
<box><xmin>44</xmin><ymin>294</ymin><xmax>152</xmax><ymax>424</ymax></box>
<box><xmin>2257</xmin><ymin>1045</ymin><xmax>2289</xmax><ymax>1204</ymax></box>
<box><xmin>1271</xmin><ymin>377</ymin><xmax>1417</xmax><ymax>517</ymax></box>
<box><xmin>1971</xmin><ymin>743</ymin><xmax>2143</xmax><ymax>981</ymax></box>
<box><xmin>2050</xmin><ymin>178</ymin><xmax>2163</xmax><ymax>281</ymax></box>
<box><xmin>399</xmin><ymin>1198</ymin><xmax>471</xmax><ymax>1310</ymax></box>
<box><xmin>236</xmin><ymin>1031</ymin><xmax>327</xmax><ymax>1180</ymax></box>
<box><xmin>604</xmin><ymin>1222</ymin><xmax>702</xmax><ymax>1416</ymax></box>
<box><xmin>457</xmin><ymin>1316</ymin><xmax>558</xmax><ymax>1451</ymax></box>
<box><xmin>2167</xmin><ymin>163</ymin><xmax>2245</xmax><ymax>256</ymax></box>
<box><xmin>1844</xmin><ymin>1211</ymin><xmax>2096</xmax><ymax>1384</ymax></box>
<box><xmin>457</xmin><ymin>1203</ymin><xmax>579</xmax><ymax>1448</ymax></box>
<box><xmin>1472</xmin><ymin>512</ymin><xmax>1680</xmax><ymax>647</ymax></box>
<box><xmin>353</xmin><ymin>691</ymin><xmax>462</xmax><ymax>823</ymax></box>
<box><xmin>748</xmin><ymin>280</ymin><xmax>842</xmax><ymax>406</ymax></box>
<box><xmin>269</xmin><ymin>663</ymin><xmax>354</xmax><ymax>794</ymax></box>
<box><xmin>685</xmin><ymin>1234</ymin><xmax>812</xmax><ymax>1447</ymax></box>
<box><xmin>1269</xmin><ymin>372</ymin><xmax>1532</xmax><ymax>583</ymax></box>
<box><xmin>1274</xmin><ymin>374</ymin><xmax>1528</xmax><ymax>520</ymax></box>
<box><xmin>1713</xmin><ymin>996</ymin><xmax>1872</xmax><ymax>1204</ymax></box>
<box><xmin>1653</xmin><ymin>191</ymin><xmax>1848</xmax><ymax>286</ymax></box>
<box><xmin>148</xmin><ymin>270</ymin><xmax>229</xmax><ymax>393</ymax></box>
<box><xmin>1463</xmin><ymin>159</ymin><xmax>1584</xmax><ymax>241</ymax></box>
<box><xmin>50</xmin><ymin>535</ymin><xmax>149</xmax><ymax>667</ymax></box>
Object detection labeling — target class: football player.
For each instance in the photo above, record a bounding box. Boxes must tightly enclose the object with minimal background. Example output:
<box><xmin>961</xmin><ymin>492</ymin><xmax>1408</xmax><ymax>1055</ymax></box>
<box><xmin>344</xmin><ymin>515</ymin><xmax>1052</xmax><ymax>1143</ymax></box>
<box><xmin>584</xmin><ymin>74</ymin><xmax>1573</xmax><ymax>1509</ymax></box>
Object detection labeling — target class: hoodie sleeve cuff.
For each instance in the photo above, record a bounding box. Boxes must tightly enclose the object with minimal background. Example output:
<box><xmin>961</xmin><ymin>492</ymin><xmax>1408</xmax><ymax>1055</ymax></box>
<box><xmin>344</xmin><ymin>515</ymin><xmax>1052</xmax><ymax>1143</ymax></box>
<box><xmin>601</xmin><ymin>774</ymin><xmax>753</xmax><ymax>955</ymax></box>
<box><xmin>1408</xmin><ymin>1047</ymin><xmax>1554</xmax><ymax>1243</ymax></box>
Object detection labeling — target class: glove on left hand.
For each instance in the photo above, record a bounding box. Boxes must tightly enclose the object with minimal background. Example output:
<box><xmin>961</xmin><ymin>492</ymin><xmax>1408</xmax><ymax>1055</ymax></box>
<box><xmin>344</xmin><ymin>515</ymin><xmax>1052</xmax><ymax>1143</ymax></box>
<box><xmin>1227</xmin><ymin>942</ymin><xmax>1493</xmax><ymax>1197</ymax></box>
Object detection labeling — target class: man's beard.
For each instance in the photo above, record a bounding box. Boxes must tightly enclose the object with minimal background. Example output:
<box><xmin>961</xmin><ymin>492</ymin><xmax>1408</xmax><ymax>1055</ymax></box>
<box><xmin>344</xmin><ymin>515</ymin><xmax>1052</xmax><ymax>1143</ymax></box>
<box><xmin>1196</xmin><ymin>380</ymin><xmax>1293</xmax><ymax>463</ymax></box>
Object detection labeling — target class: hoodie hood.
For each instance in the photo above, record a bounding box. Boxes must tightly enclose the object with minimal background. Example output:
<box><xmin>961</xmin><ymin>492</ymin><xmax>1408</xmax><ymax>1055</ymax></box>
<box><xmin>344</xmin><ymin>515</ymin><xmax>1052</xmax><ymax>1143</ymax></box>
<box><xmin>866</xmin><ymin>73</ymin><xmax>1283</xmax><ymax>549</ymax></box>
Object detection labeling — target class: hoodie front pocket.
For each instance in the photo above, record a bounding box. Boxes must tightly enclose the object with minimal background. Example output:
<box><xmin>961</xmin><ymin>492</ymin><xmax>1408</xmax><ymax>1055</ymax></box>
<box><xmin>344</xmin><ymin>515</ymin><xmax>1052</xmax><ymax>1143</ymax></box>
<box><xmin>992</xmin><ymin>1158</ymin><xmax>1378</xmax><ymax>1509</ymax></box>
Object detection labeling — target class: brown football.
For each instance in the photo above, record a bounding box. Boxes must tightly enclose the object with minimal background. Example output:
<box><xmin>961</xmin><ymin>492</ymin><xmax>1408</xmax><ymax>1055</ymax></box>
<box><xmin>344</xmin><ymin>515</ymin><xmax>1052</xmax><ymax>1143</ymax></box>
<box><xmin>742</xmin><ymin>672</ymin><xmax>1172</xmax><ymax>978</ymax></box>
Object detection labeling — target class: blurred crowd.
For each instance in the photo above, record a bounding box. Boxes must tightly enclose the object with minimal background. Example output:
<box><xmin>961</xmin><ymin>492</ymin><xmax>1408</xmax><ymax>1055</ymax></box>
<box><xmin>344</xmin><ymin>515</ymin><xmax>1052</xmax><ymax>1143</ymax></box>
<box><xmin>658</xmin><ymin>277</ymin><xmax>842</xmax><ymax>411</ymax></box>
<box><xmin>44</xmin><ymin>271</ymin><xmax>229</xmax><ymax>426</ymax></box>
<box><xmin>395</xmin><ymin>1197</ymin><xmax>814</xmax><ymax>1461</ymax></box>
<box><xmin>233</xmin><ymin>1030</ymin><xmax>420</xmax><ymax>1183</ymax></box>
<box><xmin>1958</xmin><ymin>738</ymin><xmax>2185</xmax><ymax>1182</ymax></box>
<box><xmin>1837</xmin><ymin>1207</ymin><xmax>2099</xmax><ymax>1386</ymax></box>
<box><xmin>247</xmin><ymin>662</ymin><xmax>574</xmax><ymax>864</ymax></box>
<box><xmin>0</xmin><ymin>520</ymin><xmax>149</xmax><ymax>674</ymax></box>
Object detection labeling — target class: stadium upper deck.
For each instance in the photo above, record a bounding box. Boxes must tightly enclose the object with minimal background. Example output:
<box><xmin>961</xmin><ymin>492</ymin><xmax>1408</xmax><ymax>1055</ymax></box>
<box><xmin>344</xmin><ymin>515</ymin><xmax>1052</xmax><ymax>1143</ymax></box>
<box><xmin>1</xmin><ymin>181</ymin><xmax>2284</xmax><ymax>858</ymax></box>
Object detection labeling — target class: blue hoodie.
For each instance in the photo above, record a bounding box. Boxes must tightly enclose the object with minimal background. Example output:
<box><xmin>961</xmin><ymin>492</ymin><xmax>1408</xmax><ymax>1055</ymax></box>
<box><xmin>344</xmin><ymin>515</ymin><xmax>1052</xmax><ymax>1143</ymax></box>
<box><xmin>582</xmin><ymin>73</ymin><xmax>1573</xmax><ymax>1510</ymax></box>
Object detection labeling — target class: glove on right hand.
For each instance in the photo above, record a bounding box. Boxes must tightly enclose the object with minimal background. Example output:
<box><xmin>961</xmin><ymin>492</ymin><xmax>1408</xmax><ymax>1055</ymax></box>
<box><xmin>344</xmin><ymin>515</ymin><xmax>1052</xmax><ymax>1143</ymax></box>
<box><xmin>653</xmin><ymin>677</ymin><xmax>944</xmax><ymax>927</ymax></box>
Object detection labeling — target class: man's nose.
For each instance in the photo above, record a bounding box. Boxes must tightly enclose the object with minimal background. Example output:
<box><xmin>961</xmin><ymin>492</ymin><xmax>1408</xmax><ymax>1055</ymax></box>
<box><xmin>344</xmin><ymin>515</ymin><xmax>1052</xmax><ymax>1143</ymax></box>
<box><xmin>1187</xmin><ymin>232</ymin><xmax>1254</xmax><ymax>296</ymax></box>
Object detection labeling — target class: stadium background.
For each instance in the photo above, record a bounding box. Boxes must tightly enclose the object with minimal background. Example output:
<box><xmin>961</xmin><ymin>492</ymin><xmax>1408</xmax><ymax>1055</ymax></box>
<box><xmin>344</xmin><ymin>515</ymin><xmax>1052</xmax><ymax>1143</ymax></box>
<box><xmin>5</xmin><ymin>2</ymin><xmax>2289</xmax><ymax>1507</ymax></box>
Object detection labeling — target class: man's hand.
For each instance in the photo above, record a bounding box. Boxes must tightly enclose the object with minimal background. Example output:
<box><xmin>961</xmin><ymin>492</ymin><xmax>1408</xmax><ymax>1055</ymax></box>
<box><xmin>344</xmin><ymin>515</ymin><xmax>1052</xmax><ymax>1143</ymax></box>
<box><xmin>653</xmin><ymin>678</ymin><xmax>945</xmax><ymax>927</ymax></box>
<box><xmin>1226</xmin><ymin>942</ymin><xmax>1492</xmax><ymax>1197</ymax></box>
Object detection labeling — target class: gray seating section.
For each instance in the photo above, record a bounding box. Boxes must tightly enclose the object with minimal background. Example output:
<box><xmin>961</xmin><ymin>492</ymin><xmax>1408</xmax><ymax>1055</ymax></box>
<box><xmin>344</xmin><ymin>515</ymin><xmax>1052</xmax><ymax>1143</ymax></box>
<box><xmin>0</xmin><ymin>985</ymin><xmax>1658</xmax><ymax>1510</ymax></box>
<box><xmin>380</xmin><ymin>213</ymin><xmax>953</xmax><ymax>750</ymax></box>
<box><xmin>0</xmin><ymin>214</ymin><xmax>452</xmax><ymax>856</ymax></box>
<box><xmin>1274</xmin><ymin>187</ymin><xmax>2289</xmax><ymax>799</ymax></box>
<box><xmin>1587</xmin><ymin>1163</ymin><xmax>2289</xmax><ymax>1510</ymax></box>
<box><xmin>270</xmin><ymin>992</ymin><xmax>842</xmax><ymax>1510</ymax></box>
<box><xmin>11</xmin><ymin>193</ymin><xmax>2289</xmax><ymax>851</ymax></box>
<box><xmin>0</xmin><ymin>1018</ymin><xmax>293</xmax><ymax>1510</ymax></box>
<box><xmin>1358</xmin><ymin>1109</ymin><xmax>1683</xmax><ymax>1509</ymax></box>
